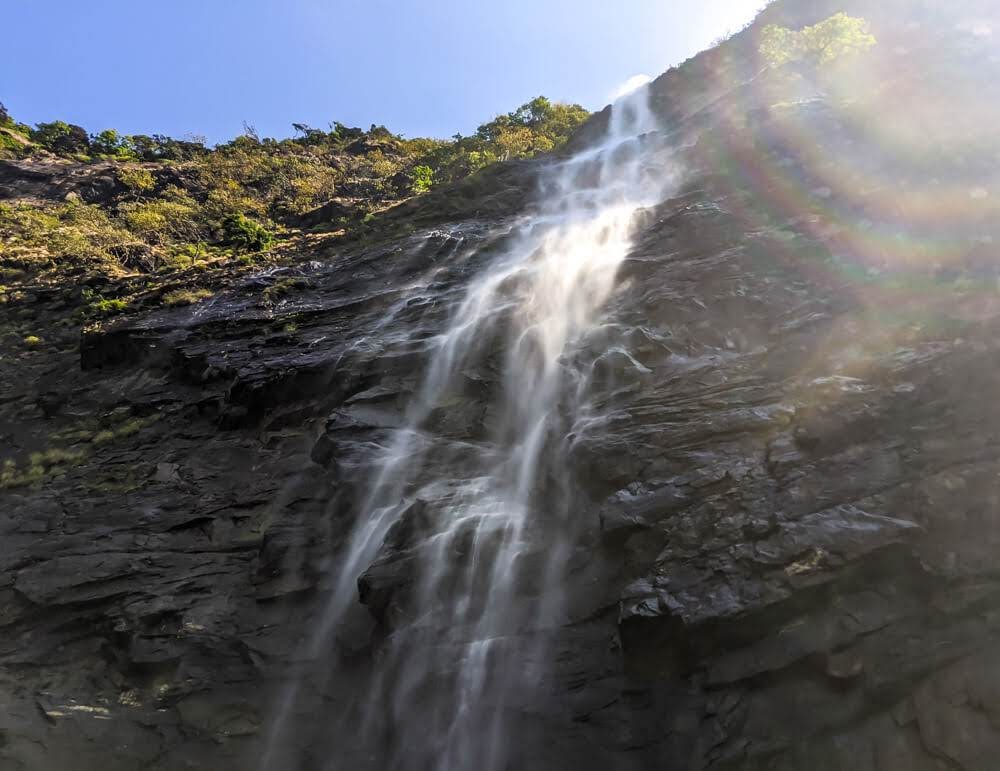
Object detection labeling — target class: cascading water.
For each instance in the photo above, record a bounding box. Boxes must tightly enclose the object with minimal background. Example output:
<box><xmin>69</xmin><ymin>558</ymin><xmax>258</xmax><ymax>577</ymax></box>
<box><xmin>263</xmin><ymin>81</ymin><xmax>671</xmax><ymax>771</ymax></box>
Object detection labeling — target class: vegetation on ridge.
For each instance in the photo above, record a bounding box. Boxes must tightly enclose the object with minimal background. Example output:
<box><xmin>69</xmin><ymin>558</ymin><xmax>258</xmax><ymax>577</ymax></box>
<box><xmin>0</xmin><ymin>96</ymin><xmax>589</xmax><ymax>283</ymax></box>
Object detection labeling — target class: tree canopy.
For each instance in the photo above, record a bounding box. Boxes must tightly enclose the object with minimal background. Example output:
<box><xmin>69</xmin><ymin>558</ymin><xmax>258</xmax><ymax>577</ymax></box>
<box><xmin>760</xmin><ymin>13</ymin><xmax>877</xmax><ymax>68</ymax></box>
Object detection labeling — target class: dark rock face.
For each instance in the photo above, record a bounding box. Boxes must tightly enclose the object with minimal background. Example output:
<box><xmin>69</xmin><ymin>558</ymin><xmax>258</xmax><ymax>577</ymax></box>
<box><xmin>0</xmin><ymin>158</ymin><xmax>196</xmax><ymax>205</ymax></box>
<box><xmin>5</xmin><ymin>1</ymin><xmax>1000</xmax><ymax>769</ymax></box>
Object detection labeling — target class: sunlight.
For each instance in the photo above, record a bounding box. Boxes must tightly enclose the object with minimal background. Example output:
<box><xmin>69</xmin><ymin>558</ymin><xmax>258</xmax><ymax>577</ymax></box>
<box><xmin>704</xmin><ymin>0</ymin><xmax>771</xmax><ymax>41</ymax></box>
<box><xmin>8</xmin><ymin>1</ymin><xmax>1000</xmax><ymax>770</ymax></box>
<box><xmin>612</xmin><ymin>74</ymin><xmax>653</xmax><ymax>101</ymax></box>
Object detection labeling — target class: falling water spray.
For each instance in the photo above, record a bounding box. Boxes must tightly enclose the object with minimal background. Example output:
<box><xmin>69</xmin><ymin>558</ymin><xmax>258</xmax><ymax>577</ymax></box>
<box><xmin>263</xmin><ymin>80</ymin><xmax>673</xmax><ymax>771</ymax></box>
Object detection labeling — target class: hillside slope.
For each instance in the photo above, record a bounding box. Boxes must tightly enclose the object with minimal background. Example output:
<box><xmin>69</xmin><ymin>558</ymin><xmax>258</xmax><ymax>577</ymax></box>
<box><xmin>3</xmin><ymin>1</ymin><xmax>1000</xmax><ymax>769</ymax></box>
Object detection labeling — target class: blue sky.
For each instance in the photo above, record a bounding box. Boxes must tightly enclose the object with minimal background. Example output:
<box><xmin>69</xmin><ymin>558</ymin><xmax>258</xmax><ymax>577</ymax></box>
<box><xmin>2</xmin><ymin>0</ymin><xmax>766</xmax><ymax>144</ymax></box>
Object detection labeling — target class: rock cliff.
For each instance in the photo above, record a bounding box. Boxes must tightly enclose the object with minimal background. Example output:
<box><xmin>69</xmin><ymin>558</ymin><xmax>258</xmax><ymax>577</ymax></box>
<box><xmin>3</xmin><ymin>0</ymin><xmax>1000</xmax><ymax>769</ymax></box>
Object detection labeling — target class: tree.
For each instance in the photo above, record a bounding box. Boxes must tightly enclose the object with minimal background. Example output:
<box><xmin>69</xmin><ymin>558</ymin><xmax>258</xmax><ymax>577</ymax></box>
<box><xmin>760</xmin><ymin>24</ymin><xmax>804</xmax><ymax>67</ymax></box>
<box><xmin>241</xmin><ymin>121</ymin><xmax>261</xmax><ymax>144</ymax></box>
<box><xmin>760</xmin><ymin>13</ymin><xmax>876</xmax><ymax>69</ymax></box>
<box><xmin>512</xmin><ymin>96</ymin><xmax>555</xmax><ymax>127</ymax></box>
<box><xmin>494</xmin><ymin>125</ymin><xmax>542</xmax><ymax>161</ymax></box>
<box><xmin>92</xmin><ymin>129</ymin><xmax>123</xmax><ymax>156</ymax></box>
<box><xmin>329</xmin><ymin>122</ymin><xmax>365</xmax><ymax>144</ymax></box>
<box><xmin>0</xmin><ymin>102</ymin><xmax>10</xmax><ymax>127</ymax></box>
<box><xmin>292</xmin><ymin>123</ymin><xmax>326</xmax><ymax>145</ymax></box>
<box><xmin>31</xmin><ymin>121</ymin><xmax>91</xmax><ymax>154</ymax></box>
<box><xmin>802</xmin><ymin>13</ymin><xmax>877</xmax><ymax>64</ymax></box>
<box><xmin>123</xmin><ymin>134</ymin><xmax>159</xmax><ymax>161</ymax></box>
<box><xmin>119</xmin><ymin>133</ymin><xmax>205</xmax><ymax>162</ymax></box>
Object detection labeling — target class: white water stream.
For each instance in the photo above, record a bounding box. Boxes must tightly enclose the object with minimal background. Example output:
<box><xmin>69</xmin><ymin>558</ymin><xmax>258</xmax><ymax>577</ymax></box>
<box><xmin>264</xmin><ymin>82</ymin><xmax>669</xmax><ymax>771</ymax></box>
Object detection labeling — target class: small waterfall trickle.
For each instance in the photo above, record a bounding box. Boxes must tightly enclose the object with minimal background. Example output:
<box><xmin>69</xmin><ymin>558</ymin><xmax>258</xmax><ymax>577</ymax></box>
<box><xmin>263</xmin><ymin>82</ymin><xmax>673</xmax><ymax>771</ymax></box>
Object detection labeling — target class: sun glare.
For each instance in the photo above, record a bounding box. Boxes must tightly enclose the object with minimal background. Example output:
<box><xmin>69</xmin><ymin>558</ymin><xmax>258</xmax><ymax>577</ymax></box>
<box><xmin>612</xmin><ymin>74</ymin><xmax>653</xmax><ymax>101</ymax></box>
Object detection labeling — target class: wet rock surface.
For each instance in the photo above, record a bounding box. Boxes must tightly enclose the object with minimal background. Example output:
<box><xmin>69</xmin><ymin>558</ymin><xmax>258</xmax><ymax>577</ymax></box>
<box><xmin>5</xmin><ymin>1</ymin><xmax>1000</xmax><ymax>768</ymax></box>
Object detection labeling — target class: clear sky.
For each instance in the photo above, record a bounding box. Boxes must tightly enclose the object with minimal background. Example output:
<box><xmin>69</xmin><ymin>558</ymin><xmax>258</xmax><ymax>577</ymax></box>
<box><xmin>2</xmin><ymin>0</ymin><xmax>766</xmax><ymax>145</ymax></box>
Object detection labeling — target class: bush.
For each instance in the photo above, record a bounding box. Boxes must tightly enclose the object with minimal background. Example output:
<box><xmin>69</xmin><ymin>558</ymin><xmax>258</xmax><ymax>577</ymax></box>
<box><xmin>173</xmin><ymin>241</ymin><xmax>209</xmax><ymax>267</ymax></box>
<box><xmin>89</xmin><ymin>297</ymin><xmax>128</xmax><ymax>316</ymax></box>
<box><xmin>0</xmin><ymin>201</ymin><xmax>140</xmax><ymax>276</ymax></box>
<box><xmin>0</xmin><ymin>132</ymin><xmax>27</xmax><ymax>158</ymax></box>
<box><xmin>117</xmin><ymin>167</ymin><xmax>156</xmax><ymax>194</ymax></box>
<box><xmin>119</xmin><ymin>199</ymin><xmax>199</xmax><ymax>244</ymax></box>
<box><xmin>410</xmin><ymin>165</ymin><xmax>434</xmax><ymax>194</ymax></box>
<box><xmin>222</xmin><ymin>214</ymin><xmax>274</xmax><ymax>252</ymax></box>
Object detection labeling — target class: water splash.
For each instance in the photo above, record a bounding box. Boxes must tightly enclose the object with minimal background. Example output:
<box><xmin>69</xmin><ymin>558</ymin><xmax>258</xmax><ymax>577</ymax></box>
<box><xmin>263</xmin><ymin>83</ymin><xmax>672</xmax><ymax>771</ymax></box>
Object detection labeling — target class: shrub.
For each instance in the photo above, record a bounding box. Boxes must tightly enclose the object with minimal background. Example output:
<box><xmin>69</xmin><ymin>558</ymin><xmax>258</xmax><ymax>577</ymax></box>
<box><xmin>120</xmin><ymin>199</ymin><xmax>199</xmax><ymax>244</ymax></box>
<box><xmin>23</xmin><ymin>335</ymin><xmax>42</xmax><ymax>347</ymax></box>
<box><xmin>89</xmin><ymin>297</ymin><xmax>128</xmax><ymax>316</ymax></box>
<box><xmin>0</xmin><ymin>106</ymin><xmax>31</xmax><ymax>140</ymax></box>
<box><xmin>0</xmin><ymin>201</ymin><xmax>144</xmax><ymax>277</ymax></box>
<box><xmin>0</xmin><ymin>131</ymin><xmax>27</xmax><ymax>158</ymax></box>
<box><xmin>173</xmin><ymin>241</ymin><xmax>209</xmax><ymax>267</ymax></box>
<box><xmin>222</xmin><ymin>214</ymin><xmax>274</xmax><ymax>252</ymax></box>
<box><xmin>117</xmin><ymin>167</ymin><xmax>156</xmax><ymax>194</ymax></box>
<box><xmin>367</xmin><ymin>150</ymin><xmax>398</xmax><ymax>180</ymax></box>
<box><xmin>410</xmin><ymin>165</ymin><xmax>434</xmax><ymax>194</ymax></box>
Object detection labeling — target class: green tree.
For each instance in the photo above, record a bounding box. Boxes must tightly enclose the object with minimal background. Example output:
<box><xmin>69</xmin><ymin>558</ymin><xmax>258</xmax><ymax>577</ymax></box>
<box><xmin>423</xmin><ymin>96</ymin><xmax>589</xmax><ymax>184</ymax></box>
<box><xmin>92</xmin><ymin>129</ymin><xmax>123</xmax><ymax>156</ymax></box>
<box><xmin>760</xmin><ymin>24</ymin><xmax>804</xmax><ymax>67</ymax></box>
<box><xmin>31</xmin><ymin>121</ymin><xmax>91</xmax><ymax>154</ymax></box>
<box><xmin>494</xmin><ymin>125</ymin><xmax>544</xmax><ymax>161</ymax></box>
<box><xmin>760</xmin><ymin>13</ymin><xmax>876</xmax><ymax>68</ymax></box>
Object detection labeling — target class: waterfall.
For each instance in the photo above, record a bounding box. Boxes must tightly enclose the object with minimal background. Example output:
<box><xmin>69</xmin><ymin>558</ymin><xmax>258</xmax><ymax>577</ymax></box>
<box><xmin>263</xmin><ymin>82</ymin><xmax>670</xmax><ymax>771</ymax></box>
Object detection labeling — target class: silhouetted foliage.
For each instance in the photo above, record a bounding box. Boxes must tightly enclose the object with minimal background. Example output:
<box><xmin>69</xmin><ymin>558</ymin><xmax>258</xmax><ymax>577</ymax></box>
<box><xmin>124</xmin><ymin>134</ymin><xmax>208</xmax><ymax>162</ymax></box>
<box><xmin>31</xmin><ymin>121</ymin><xmax>91</xmax><ymax>154</ymax></box>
